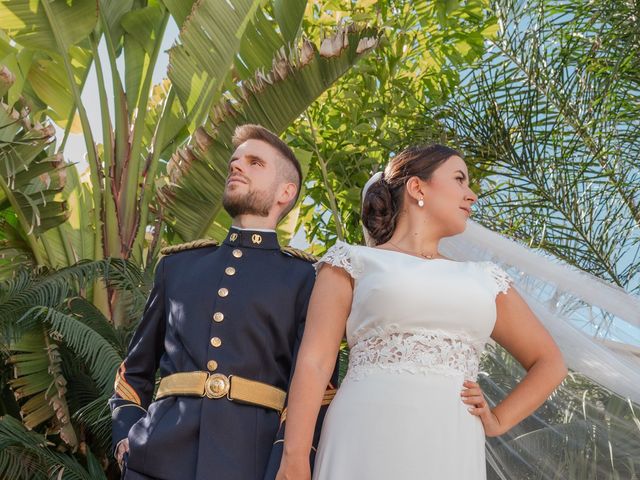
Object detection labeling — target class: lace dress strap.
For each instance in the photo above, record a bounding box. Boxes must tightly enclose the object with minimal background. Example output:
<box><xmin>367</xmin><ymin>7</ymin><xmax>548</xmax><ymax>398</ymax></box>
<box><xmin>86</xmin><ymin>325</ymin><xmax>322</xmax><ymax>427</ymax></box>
<box><xmin>314</xmin><ymin>241</ymin><xmax>359</xmax><ymax>279</ymax></box>
<box><xmin>479</xmin><ymin>262</ymin><xmax>513</xmax><ymax>296</ymax></box>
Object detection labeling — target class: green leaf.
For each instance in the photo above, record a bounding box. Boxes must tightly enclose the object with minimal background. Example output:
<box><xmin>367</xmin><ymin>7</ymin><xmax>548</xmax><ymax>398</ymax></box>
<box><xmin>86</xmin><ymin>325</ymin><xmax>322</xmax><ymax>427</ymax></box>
<box><xmin>274</xmin><ymin>0</ymin><xmax>307</xmax><ymax>44</ymax></box>
<box><xmin>161</xmin><ymin>0</ymin><xmax>196</xmax><ymax>27</ymax></box>
<box><xmin>121</xmin><ymin>3</ymin><xmax>166</xmax><ymax>114</ymax></box>
<box><xmin>167</xmin><ymin>0</ymin><xmax>266</xmax><ymax>128</ymax></box>
<box><xmin>0</xmin><ymin>414</ymin><xmax>99</xmax><ymax>479</ymax></box>
<box><xmin>7</xmin><ymin>329</ymin><xmax>77</xmax><ymax>447</ymax></box>
<box><xmin>98</xmin><ymin>0</ymin><xmax>134</xmax><ymax>46</ymax></box>
<box><xmin>0</xmin><ymin>104</ymin><xmax>68</xmax><ymax>266</ymax></box>
<box><xmin>28</xmin><ymin>306</ymin><xmax>123</xmax><ymax>395</ymax></box>
<box><xmin>26</xmin><ymin>46</ymin><xmax>92</xmax><ymax>132</ymax></box>
<box><xmin>0</xmin><ymin>0</ymin><xmax>98</xmax><ymax>53</ymax></box>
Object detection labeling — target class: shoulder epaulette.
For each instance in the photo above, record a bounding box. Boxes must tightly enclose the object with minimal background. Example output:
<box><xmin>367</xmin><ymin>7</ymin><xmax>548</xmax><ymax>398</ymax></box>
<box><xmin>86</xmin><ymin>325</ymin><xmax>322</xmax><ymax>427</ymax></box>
<box><xmin>160</xmin><ymin>239</ymin><xmax>219</xmax><ymax>256</ymax></box>
<box><xmin>281</xmin><ymin>246</ymin><xmax>318</xmax><ymax>263</ymax></box>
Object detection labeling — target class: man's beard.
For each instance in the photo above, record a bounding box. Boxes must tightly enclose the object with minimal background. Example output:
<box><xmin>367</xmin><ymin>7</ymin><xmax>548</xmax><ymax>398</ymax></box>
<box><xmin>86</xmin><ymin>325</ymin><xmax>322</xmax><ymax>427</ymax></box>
<box><xmin>222</xmin><ymin>186</ymin><xmax>275</xmax><ymax>218</ymax></box>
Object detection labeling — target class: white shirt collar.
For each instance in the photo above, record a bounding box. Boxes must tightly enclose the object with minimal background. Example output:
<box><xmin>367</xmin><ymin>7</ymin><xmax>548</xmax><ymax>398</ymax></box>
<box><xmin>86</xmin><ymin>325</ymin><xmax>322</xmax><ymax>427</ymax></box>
<box><xmin>231</xmin><ymin>226</ymin><xmax>276</xmax><ymax>233</ymax></box>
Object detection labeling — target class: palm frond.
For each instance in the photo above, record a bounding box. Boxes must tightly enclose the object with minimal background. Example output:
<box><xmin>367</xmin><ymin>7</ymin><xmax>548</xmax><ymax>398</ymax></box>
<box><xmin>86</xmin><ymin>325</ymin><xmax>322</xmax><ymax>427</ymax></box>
<box><xmin>21</xmin><ymin>307</ymin><xmax>123</xmax><ymax>396</ymax></box>
<box><xmin>72</xmin><ymin>395</ymin><xmax>113</xmax><ymax>453</ymax></box>
<box><xmin>0</xmin><ymin>258</ymin><xmax>143</xmax><ymax>341</ymax></box>
<box><xmin>0</xmin><ymin>415</ymin><xmax>100</xmax><ymax>480</ymax></box>
<box><xmin>445</xmin><ymin>0</ymin><xmax>640</xmax><ymax>294</ymax></box>
<box><xmin>7</xmin><ymin>329</ymin><xmax>77</xmax><ymax>448</ymax></box>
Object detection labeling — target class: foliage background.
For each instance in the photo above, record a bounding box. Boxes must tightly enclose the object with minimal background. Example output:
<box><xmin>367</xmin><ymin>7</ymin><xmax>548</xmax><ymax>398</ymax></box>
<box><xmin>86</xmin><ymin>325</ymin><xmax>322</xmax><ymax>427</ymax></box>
<box><xmin>0</xmin><ymin>0</ymin><xmax>638</xmax><ymax>478</ymax></box>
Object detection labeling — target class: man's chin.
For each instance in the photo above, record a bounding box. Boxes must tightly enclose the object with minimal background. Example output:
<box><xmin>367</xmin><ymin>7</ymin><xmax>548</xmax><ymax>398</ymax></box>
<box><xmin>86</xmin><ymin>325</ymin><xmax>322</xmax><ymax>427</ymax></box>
<box><xmin>222</xmin><ymin>189</ymin><xmax>245</xmax><ymax>204</ymax></box>
<box><xmin>224</xmin><ymin>184</ymin><xmax>245</xmax><ymax>195</ymax></box>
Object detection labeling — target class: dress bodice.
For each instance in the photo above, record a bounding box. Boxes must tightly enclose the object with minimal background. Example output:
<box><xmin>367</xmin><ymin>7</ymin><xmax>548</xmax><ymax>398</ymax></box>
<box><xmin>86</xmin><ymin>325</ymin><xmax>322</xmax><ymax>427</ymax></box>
<box><xmin>316</xmin><ymin>241</ymin><xmax>512</xmax><ymax>381</ymax></box>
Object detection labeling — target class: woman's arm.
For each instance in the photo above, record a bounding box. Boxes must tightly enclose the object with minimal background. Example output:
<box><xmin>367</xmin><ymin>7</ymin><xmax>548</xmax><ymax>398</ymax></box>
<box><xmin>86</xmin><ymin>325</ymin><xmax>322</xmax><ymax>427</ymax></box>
<box><xmin>276</xmin><ymin>264</ymin><xmax>353</xmax><ymax>479</ymax></box>
<box><xmin>479</xmin><ymin>287</ymin><xmax>568</xmax><ymax>436</ymax></box>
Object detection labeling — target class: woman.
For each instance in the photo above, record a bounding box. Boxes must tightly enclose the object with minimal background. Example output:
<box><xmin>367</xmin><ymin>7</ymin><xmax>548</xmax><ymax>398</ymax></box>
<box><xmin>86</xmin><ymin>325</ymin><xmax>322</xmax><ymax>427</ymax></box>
<box><xmin>275</xmin><ymin>144</ymin><xmax>567</xmax><ymax>479</ymax></box>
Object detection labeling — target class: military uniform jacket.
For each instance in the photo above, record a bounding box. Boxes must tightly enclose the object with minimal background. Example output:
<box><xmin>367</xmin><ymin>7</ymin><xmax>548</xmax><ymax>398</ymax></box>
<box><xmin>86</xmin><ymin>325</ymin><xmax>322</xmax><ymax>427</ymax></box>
<box><xmin>109</xmin><ymin>228</ymin><xmax>331</xmax><ymax>480</ymax></box>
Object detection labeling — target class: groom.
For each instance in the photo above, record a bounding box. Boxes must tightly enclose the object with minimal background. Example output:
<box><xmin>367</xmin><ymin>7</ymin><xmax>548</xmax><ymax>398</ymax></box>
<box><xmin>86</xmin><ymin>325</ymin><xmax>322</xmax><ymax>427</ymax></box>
<box><xmin>109</xmin><ymin>124</ymin><xmax>336</xmax><ymax>479</ymax></box>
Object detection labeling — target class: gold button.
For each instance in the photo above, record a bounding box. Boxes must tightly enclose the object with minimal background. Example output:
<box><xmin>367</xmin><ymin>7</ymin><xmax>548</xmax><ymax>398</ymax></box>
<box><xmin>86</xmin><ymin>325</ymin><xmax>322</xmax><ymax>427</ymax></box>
<box><xmin>213</xmin><ymin>312</ymin><xmax>224</xmax><ymax>322</ymax></box>
<box><xmin>225</xmin><ymin>267</ymin><xmax>236</xmax><ymax>276</ymax></box>
<box><xmin>232</xmin><ymin>249</ymin><xmax>243</xmax><ymax>258</ymax></box>
<box><xmin>207</xmin><ymin>360</ymin><xmax>218</xmax><ymax>371</ymax></box>
<box><xmin>210</xmin><ymin>337</ymin><xmax>222</xmax><ymax>348</ymax></box>
<box><xmin>218</xmin><ymin>288</ymin><xmax>229</xmax><ymax>297</ymax></box>
<box><xmin>230</xmin><ymin>233</ymin><xmax>238</xmax><ymax>241</ymax></box>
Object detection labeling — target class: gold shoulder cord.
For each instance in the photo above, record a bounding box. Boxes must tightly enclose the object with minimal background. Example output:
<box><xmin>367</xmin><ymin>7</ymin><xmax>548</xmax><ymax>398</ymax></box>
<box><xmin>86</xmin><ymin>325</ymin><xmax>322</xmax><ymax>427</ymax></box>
<box><xmin>160</xmin><ymin>239</ymin><xmax>219</xmax><ymax>256</ymax></box>
<box><xmin>280</xmin><ymin>246</ymin><xmax>318</xmax><ymax>263</ymax></box>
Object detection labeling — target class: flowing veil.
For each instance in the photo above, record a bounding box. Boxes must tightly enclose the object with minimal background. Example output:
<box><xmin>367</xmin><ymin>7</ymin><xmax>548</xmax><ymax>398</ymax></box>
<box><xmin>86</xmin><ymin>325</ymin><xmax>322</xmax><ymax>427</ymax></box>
<box><xmin>361</xmin><ymin>172</ymin><xmax>640</xmax><ymax>478</ymax></box>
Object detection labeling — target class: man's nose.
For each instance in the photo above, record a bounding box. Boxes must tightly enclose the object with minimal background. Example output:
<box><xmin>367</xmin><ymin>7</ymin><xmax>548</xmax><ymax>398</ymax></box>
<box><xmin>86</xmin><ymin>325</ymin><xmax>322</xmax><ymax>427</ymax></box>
<box><xmin>229</xmin><ymin>158</ymin><xmax>244</xmax><ymax>173</ymax></box>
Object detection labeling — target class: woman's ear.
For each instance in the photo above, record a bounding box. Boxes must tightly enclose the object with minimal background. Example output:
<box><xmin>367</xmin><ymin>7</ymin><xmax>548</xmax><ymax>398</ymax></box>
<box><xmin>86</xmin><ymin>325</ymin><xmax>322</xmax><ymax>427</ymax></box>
<box><xmin>405</xmin><ymin>176</ymin><xmax>425</xmax><ymax>202</ymax></box>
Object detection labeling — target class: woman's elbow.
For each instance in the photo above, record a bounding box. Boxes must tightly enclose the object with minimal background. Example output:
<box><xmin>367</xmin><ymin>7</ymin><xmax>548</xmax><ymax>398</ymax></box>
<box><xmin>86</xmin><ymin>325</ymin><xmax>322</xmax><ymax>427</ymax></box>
<box><xmin>296</xmin><ymin>351</ymin><xmax>336</xmax><ymax>381</ymax></box>
<box><xmin>547</xmin><ymin>348</ymin><xmax>568</xmax><ymax>385</ymax></box>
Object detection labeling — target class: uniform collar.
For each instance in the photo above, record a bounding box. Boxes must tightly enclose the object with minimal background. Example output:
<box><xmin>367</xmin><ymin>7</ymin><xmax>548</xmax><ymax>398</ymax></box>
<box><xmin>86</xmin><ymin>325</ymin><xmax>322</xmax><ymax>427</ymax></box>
<box><xmin>223</xmin><ymin>227</ymin><xmax>280</xmax><ymax>250</ymax></box>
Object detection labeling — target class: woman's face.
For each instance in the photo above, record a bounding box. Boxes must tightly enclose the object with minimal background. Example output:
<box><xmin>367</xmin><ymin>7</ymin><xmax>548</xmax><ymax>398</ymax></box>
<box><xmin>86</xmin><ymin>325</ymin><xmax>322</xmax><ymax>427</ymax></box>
<box><xmin>421</xmin><ymin>156</ymin><xmax>477</xmax><ymax>235</ymax></box>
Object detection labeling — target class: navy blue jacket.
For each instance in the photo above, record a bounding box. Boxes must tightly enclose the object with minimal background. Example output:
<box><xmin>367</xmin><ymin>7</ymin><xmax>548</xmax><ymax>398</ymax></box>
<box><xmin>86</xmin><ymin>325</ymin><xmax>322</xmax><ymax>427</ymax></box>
<box><xmin>109</xmin><ymin>228</ymin><xmax>335</xmax><ymax>479</ymax></box>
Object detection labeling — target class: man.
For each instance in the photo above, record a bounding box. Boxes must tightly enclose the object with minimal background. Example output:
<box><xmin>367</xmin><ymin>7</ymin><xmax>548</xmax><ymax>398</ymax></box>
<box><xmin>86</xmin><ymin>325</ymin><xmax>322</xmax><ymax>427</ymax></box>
<box><xmin>109</xmin><ymin>124</ymin><xmax>336</xmax><ymax>479</ymax></box>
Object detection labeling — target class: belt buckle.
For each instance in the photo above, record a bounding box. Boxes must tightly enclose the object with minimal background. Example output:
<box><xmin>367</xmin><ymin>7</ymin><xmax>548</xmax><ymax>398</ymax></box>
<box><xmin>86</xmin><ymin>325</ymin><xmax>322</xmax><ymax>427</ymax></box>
<box><xmin>204</xmin><ymin>373</ymin><xmax>230</xmax><ymax>399</ymax></box>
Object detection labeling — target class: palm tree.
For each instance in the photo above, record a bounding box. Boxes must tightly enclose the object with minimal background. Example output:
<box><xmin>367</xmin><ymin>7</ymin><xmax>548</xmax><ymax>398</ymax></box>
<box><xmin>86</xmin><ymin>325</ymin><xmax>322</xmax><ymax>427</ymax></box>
<box><xmin>438</xmin><ymin>0</ymin><xmax>640</xmax><ymax>476</ymax></box>
<box><xmin>447</xmin><ymin>0</ymin><xmax>639</xmax><ymax>294</ymax></box>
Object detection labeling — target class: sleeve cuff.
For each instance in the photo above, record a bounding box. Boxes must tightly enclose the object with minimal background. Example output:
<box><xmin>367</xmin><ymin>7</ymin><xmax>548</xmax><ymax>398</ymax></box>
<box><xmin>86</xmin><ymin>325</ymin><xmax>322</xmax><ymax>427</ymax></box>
<box><xmin>112</xmin><ymin>403</ymin><xmax>146</xmax><ymax>451</ymax></box>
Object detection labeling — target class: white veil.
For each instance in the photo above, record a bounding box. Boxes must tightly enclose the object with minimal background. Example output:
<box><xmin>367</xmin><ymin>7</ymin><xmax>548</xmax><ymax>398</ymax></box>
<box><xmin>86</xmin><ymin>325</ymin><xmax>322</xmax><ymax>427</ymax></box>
<box><xmin>362</xmin><ymin>172</ymin><xmax>640</xmax><ymax>478</ymax></box>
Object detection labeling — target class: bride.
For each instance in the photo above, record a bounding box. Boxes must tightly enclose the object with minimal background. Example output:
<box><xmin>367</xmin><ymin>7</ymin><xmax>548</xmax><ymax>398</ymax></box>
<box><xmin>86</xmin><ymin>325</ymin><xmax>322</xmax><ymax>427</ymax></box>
<box><xmin>274</xmin><ymin>144</ymin><xmax>567</xmax><ymax>480</ymax></box>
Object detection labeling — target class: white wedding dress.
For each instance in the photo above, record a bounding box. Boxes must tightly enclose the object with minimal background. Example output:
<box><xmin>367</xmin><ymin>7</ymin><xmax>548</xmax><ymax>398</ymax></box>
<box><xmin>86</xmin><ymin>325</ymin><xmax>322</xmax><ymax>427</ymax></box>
<box><xmin>312</xmin><ymin>241</ymin><xmax>512</xmax><ymax>480</ymax></box>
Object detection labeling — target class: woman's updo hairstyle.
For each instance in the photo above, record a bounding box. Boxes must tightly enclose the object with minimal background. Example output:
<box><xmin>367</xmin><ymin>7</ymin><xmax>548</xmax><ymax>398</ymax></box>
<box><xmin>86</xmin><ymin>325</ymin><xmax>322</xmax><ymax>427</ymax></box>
<box><xmin>362</xmin><ymin>144</ymin><xmax>462</xmax><ymax>246</ymax></box>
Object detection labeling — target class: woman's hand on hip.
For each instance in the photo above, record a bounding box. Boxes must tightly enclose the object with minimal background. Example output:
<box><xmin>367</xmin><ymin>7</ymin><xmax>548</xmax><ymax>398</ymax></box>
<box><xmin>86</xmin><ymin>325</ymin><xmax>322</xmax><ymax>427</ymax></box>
<box><xmin>461</xmin><ymin>380</ymin><xmax>504</xmax><ymax>437</ymax></box>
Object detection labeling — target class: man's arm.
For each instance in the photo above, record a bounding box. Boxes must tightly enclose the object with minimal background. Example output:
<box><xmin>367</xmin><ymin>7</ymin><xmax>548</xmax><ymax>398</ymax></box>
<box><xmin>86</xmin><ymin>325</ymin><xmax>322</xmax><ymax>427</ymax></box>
<box><xmin>108</xmin><ymin>256</ymin><xmax>167</xmax><ymax>457</ymax></box>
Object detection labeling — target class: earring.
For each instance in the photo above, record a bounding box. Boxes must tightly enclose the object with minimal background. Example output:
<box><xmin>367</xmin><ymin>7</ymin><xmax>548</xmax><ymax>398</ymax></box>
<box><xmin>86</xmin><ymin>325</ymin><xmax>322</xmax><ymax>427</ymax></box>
<box><xmin>418</xmin><ymin>198</ymin><xmax>424</xmax><ymax>208</ymax></box>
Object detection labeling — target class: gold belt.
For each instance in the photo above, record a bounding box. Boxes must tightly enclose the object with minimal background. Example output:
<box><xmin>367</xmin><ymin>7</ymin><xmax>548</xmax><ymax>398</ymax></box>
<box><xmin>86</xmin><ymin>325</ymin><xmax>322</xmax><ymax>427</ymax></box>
<box><xmin>156</xmin><ymin>372</ymin><xmax>286</xmax><ymax>413</ymax></box>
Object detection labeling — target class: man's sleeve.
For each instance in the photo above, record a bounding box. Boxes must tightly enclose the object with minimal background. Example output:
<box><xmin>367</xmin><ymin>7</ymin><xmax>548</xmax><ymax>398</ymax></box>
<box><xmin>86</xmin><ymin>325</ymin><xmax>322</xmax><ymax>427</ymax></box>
<box><xmin>108</xmin><ymin>256</ymin><xmax>167</xmax><ymax>452</ymax></box>
<box><xmin>262</xmin><ymin>269</ymin><xmax>339</xmax><ymax>479</ymax></box>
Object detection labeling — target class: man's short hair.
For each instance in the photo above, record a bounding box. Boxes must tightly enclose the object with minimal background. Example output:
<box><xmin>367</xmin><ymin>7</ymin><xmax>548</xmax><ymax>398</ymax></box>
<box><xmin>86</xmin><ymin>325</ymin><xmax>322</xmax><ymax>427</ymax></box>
<box><xmin>232</xmin><ymin>124</ymin><xmax>302</xmax><ymax>219</ymax></box>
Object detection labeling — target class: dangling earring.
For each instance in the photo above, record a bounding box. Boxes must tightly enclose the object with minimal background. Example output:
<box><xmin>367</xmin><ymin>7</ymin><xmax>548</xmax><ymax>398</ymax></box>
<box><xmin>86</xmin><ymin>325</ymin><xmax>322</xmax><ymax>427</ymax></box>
<box><xmin>418</xmin><ymin>198</ymin><xmax>424</xmax><ymax>208</ymax></box>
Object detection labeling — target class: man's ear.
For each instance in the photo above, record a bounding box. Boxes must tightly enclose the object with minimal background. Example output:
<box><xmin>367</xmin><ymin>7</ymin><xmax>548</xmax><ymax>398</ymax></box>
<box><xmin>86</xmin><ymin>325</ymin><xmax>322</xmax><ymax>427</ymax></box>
<box><xmin>277</xmin><ymin>181</ymin><xmax>298</xmax><ymax>206</ymax></box>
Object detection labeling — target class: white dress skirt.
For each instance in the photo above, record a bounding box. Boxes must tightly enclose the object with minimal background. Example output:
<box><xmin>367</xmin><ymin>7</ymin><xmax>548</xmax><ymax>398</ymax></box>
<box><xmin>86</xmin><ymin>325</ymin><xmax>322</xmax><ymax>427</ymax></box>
<box><xmin>311</xmin><ymin>241</ymin><xmax>512</xmax><ymax>480</ymax></box>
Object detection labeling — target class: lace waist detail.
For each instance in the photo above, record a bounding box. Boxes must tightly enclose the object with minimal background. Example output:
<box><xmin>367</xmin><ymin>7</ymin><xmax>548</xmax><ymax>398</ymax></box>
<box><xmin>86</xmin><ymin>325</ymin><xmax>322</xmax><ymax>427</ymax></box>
<box><xmin>346</xmin><ymin>330</ymin><xmax>481</xmax><ymax>381</ymax></box>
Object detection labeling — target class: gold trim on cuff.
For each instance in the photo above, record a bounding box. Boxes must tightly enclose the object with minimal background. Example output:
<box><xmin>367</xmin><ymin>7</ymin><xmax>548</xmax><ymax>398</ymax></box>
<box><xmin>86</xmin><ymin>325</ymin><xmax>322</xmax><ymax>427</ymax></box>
<box><xmin>112</xmin><ymin>403</ymin><xmax>148</xmax><ymax>415</ymax></box>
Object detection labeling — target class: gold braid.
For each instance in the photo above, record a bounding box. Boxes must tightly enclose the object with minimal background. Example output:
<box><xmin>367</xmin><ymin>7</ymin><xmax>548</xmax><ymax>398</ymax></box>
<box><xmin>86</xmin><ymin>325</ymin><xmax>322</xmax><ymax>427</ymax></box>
<box><xmin>160</xmin><ymin>239</ymin><xmax>219</xmax><ymax>256</ymax></box>
<box><xmin>280</xmin><ymin>246</ymin><xmax>318</xmax><ymax>263</ymax></box>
